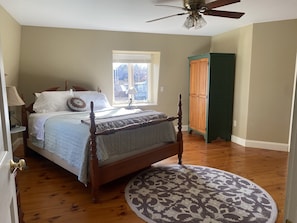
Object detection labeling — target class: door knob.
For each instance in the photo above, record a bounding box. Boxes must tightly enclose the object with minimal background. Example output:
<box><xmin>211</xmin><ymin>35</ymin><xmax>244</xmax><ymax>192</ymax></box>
<box><xmin>10</xmin><ymin>159</ymin><xmax>26</xmax><ymax>173</ymax></box>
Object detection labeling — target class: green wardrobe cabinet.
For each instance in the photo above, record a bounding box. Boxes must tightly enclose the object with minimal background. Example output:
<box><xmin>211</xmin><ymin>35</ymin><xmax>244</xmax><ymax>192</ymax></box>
<box><xmin>188</xmin><ymin>53</ymin><xmax>235</xmax><ymax>143</ymax></box>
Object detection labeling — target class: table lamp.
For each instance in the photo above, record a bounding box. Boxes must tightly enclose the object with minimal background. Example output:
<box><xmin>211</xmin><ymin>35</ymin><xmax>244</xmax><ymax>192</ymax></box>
<box><xmin>126</xmin><ymin>87</ymin><xmax>137</xmax><ymax>108</ymax></box>
<box><xmin>6</xmin><ymin>86</ymin><xmax>25</xmax><ymax>128</ymax></box>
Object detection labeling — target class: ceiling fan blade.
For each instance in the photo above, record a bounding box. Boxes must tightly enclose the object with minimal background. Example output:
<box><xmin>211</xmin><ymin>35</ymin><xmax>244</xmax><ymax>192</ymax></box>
<box><xmin>146</xmin><ymin>12</ymin><xmax>188</xmax><ymax>23</ymax></box>
<box><xmin>206</xmin><ymin>0</ymin><xmax>241</xmax><ymax>9</ymax></box>
<box><xmin>203</xmin><ymin>9</ymin><xmax>244</xmax><ymax>19</ymax></box>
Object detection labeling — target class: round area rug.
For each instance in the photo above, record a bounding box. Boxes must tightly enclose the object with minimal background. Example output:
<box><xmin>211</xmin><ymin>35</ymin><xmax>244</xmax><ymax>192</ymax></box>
<box><xmin>125</xmin><ymin>165</ymin><xmax>277</xmax><ymax>223</ymax></box>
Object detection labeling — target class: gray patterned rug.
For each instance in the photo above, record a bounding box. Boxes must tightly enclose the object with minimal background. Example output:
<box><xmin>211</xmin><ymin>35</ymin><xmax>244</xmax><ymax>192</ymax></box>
<box><xmin>125</xmin><ymin>165</ymin><xmax>277</xmax><ymax>223</ymax></box>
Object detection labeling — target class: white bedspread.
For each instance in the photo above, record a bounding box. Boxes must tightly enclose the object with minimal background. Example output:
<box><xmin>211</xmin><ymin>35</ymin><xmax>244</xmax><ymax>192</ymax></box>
<box><xmin>28</xmin><ymin>108</ymin><xmax>177</xmax><ymax>184</ymax></box>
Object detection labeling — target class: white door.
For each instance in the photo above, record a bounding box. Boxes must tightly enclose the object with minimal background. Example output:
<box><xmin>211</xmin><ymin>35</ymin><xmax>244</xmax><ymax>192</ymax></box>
<box><xmin>285</xmin><ymin>53</ymin><xmax>297</xmax><ymax>223</ymax></box>
<box><xmin>0</xmin><ymin>43</ymin><xmax>19</xmax><ymax>222</ymax></box>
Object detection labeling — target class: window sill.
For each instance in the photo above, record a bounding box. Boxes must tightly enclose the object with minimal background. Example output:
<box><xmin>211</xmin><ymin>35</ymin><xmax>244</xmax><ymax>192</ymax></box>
<box><xmin>112</xmin><ymin>102</ymin><xmax>157</xmax><ymax>107</ymax></box>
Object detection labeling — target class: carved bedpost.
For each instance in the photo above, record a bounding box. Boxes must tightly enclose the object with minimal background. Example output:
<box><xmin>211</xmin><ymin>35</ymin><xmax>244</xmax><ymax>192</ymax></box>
<box><xmin>177</xmin><ymin>94</ymin><xmax>183</xmax><ymax>165</ymax></box>
<box><xmin>89</xmin><ymin>101</ymin><xmax>100</xmax><ymax>203</ymax></box>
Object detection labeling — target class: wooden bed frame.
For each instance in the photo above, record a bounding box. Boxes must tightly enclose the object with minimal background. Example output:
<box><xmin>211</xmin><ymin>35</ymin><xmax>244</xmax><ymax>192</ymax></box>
<box><xmin>21</xmin><ymin>85</ymin><xmax>183</xmax><ymax>202</ymax></box>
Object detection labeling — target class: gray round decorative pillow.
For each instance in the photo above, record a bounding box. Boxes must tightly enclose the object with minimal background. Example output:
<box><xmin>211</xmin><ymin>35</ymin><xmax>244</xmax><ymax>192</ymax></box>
<box><xmin>67</xmin><ymin>97</ymin><xmax>87</xmax><ymax>112</ymax></box>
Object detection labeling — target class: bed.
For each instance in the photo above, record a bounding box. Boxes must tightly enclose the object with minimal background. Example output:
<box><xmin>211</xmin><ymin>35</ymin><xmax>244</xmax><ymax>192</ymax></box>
<box><xmin>21</xmin><ymin>84</ymin><xmax>183</xmax><ymax>202</ymax></box>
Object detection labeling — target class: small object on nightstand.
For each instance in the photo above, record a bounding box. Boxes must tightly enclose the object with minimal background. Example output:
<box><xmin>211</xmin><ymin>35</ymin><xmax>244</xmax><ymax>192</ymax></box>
<box><xmin>10</xmin><ymin>125</ymin><xmax>26</xmax><ymax>134</ymax></box>
<box><xmin>126</xmin><ymin>87</ymin><xmax>137</xmax><ymax>108</ymax></box>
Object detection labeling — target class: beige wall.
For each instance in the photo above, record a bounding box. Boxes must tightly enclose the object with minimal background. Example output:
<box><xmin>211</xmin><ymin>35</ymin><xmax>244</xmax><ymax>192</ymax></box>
<box><xmin>0</xmin><ymin>5</ymin><xmax>21</xmax><ymax>86</ymax></box>
<box><xmin>211</xmin><ymin>19</ymin><xmax>297</xmax><ymax>144</ymax></box>
<box><xmin>211</xmin><ymin>25</ymin><xmax>253</xmax><ymax>140</ymax></box>
<box><xmin>19</xmin><ymin>26</ymin><xmax>211</xmax><ymax>120</ymax></box>
<box><xmin>247</xmin><ymin>20</ymin><xmax>297</xmax><ymax>143</ymax></box>
<box><xmin>0</xmin><ymin>5</ymin><xmax>22</xmax><ymax>143</ymax></box>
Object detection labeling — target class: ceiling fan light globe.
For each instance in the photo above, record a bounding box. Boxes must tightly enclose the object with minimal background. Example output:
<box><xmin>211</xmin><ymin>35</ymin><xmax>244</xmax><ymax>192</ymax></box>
<box><xmin>195</xmin><ymin>16</ymin><xmax>207</xmax><ymax>29</ymax></box>
<box><xmin>184</xmin><ymin>16</ymin><xmax>195</xmax><ymax>29</ymax></box>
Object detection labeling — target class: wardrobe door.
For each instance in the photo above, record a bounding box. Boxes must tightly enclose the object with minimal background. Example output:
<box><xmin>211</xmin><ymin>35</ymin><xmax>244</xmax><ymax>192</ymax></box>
<box><xmin>189</xmin><ymin>58</ymin><xmax>208</xmax><ymax>135</ymax></box>
<box><xmin>189</xmin><ymin>60</ymin><xmax>199</xmax><ymax>131</ymax></box>
<box><xmin>196</xmin><ymin>58</ymin><xmax>208</xmax><ymax>134</ymax></box>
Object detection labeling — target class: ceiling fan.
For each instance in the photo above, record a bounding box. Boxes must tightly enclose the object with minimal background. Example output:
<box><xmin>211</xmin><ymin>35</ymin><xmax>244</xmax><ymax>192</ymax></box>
<box><xmin>147</xmin><ymin>0</ymin><xmax>245</xmax><ymax>29</ymax></box>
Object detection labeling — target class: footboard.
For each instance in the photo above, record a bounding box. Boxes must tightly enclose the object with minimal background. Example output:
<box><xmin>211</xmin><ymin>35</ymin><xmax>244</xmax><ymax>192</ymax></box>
<box><xmin>89</xmin><ymin>94</ymin><xmax>183</xmax><ymax>203</ymax></box>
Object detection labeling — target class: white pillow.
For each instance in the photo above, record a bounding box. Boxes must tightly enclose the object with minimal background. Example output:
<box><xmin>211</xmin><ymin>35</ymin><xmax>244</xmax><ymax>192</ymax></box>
<box><xmin>33</xmin><ymin>91</ymin><xmax>72</xmax><ymax>113</ymax></box>
<box><xmin>73</xmin><ymin>91</ymin><xmax>111</xmax><ymax>110</ymax></box>
<box><xmin>34</xmin><ymin>92</ymin><xmax>41</xmax><ymax>98</ymax></box>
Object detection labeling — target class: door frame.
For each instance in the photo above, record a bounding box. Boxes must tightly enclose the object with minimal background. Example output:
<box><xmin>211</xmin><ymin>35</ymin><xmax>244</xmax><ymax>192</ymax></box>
<box><xmin>285</xmin><ymin>52</ymin><xmax>297</xmax><ymax>223</ymax></box>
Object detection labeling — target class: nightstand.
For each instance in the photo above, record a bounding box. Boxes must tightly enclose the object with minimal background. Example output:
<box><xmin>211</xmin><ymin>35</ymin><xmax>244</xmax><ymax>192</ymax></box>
<box><xmin>11</xmin><ymin>126</ymin><xmax>26</xmax><ymax>153</ymax></box>
<box><xmin>10</xmin><ymin>125</ymin><xmax>26</xmax><ymax>134</ymax></box>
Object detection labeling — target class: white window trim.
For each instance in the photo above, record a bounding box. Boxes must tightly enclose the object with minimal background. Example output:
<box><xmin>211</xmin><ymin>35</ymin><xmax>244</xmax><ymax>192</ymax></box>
<box><xmin>112</xmin><ymin>50</ymin><xmax>160</xmax><ymax>106</ymax></box>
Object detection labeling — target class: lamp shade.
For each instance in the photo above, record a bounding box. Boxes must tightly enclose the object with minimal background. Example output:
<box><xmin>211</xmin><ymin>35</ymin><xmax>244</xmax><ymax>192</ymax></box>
<box><xmin>126</xmin><ymin>87</ymin><xmax>137</xmax><ymax>95</ymax></box>
<box><xmin>6</xmin><ymin>86</ymin><xmax>25</xmax><ymax>106</ymax></box>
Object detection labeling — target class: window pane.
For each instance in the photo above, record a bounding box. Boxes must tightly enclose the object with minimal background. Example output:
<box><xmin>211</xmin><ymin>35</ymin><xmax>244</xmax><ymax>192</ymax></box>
<box><xmin>133</xmin><ymin>63</ymin><xmax>148</xmax><ymax>101</ymax></box>
<box><xmin>113</xmin><ymin>63</ymin><xmax>128</xmax><ymax>101</ymax></box>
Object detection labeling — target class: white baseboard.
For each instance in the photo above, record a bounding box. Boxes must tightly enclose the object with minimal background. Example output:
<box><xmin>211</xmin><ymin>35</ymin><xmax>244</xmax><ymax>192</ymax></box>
<box><xmin>177</xmin><ymin>125</ymin><xmax>288</xmax><ymax>152</ymax></box>
<box><xmin>231</xmin><ymin>135</ymin><xmax>289</xmax><ymax>152</ymax></box>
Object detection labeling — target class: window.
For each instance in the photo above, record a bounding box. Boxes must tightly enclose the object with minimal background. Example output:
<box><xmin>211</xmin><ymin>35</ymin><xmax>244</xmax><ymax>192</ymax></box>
<box><xmin>112</xmin><ymin>50</ymin><xmax>160</xmax><ymax>106</ymax></box>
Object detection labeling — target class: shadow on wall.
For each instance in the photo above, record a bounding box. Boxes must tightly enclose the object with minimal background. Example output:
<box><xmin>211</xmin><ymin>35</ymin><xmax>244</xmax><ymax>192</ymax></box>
<box><xmin>19</xmin><ymin>75</ymin><xmax>94</xmax><ymax>104</ymax></box>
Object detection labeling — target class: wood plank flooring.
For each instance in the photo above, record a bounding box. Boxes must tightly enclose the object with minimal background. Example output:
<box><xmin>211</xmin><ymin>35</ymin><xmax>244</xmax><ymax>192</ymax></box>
<box><xmin>15</xmin><ymin>133</ymin><xmax>288</xmax><ymax>223</ymax></box>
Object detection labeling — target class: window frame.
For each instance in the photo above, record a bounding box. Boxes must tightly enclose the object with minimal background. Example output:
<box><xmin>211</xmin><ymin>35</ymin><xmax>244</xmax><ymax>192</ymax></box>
<box><xmin>112</xmin><ymin>50</ymin><xmax>160</xmax><ymax>106</ymax></box>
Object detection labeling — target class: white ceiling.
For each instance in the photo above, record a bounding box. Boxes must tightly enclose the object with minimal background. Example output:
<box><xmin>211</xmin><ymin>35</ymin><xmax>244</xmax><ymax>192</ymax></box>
<box><xmin>1</xmin><ymin>0</ymin><xmax>297</xmax><ymax>36</ymax></box>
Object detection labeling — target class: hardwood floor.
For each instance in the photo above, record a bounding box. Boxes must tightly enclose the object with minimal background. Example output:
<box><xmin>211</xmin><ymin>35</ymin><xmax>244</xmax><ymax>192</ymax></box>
<box><xmin>15</xmin><ymin>133</ymin><xmax>288</xmax><ymax>223</ymax></box>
